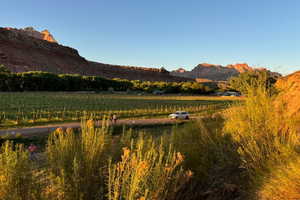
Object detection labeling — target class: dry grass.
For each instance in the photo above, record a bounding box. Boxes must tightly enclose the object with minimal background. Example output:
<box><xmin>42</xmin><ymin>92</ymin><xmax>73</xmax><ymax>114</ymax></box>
<box><xmin>108</xmin><ymin>137</ymin><xmax>191</xmax><ymax>200</ymax></box>
<box><xmin>0</xmin><ymin>141</ymin><xmax>38</xmax><ymax>200</ymax></box>
<box><xmin>224</xmin><ymin>78</ymin><xmax>300</xmax><ymax>198</ymax></box>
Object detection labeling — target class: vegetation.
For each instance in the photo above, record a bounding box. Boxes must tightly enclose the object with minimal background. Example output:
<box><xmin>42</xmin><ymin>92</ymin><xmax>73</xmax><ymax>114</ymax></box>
<box><xmin>130</xmin><ymin>79</ymin><xmax>213</xmax><ymax>94</ymax></box>
<box><xmin>0</xmin><ymin>73</ymin><xmax>299</xmax><ymax>200</ymax></box>
<box><xmin>229</xmin><ymin>71</ymin><xmax>278</xmax><ymax>95</ymax></box>
<box><xmin>0</xmin><ymin>93</ymin><xmax>235</xmax><ymax>128</ymax></box>
<box><xmin>0</xmin><ymin>120</ymin><xmax>190</xmax><ymax>200</ymax></box>
<box><xmin>0</xmin><ymin>71</ymin><xmax>128</xmax><ymax>92</ymax></box>
<box><xmin>224</xmin><ymin>77</ymin><xmax>300</xmax><ymax>199</ymax></box>
<box><xmin>0</xmin><ymin>71</ymin><xmax>215</xmax><ymax>94</ymax></box>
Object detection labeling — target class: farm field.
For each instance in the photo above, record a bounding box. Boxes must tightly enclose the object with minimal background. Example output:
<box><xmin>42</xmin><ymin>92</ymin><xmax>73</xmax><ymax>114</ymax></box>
<box><xmin>1</xmin><ymin>81</ymin><xmax>299</xmax><ymax>200</ymax></box>
<box><xmin>0</xmin><ymin>92</ymin><xmax>239</xmax><ymax>128</ymax></box>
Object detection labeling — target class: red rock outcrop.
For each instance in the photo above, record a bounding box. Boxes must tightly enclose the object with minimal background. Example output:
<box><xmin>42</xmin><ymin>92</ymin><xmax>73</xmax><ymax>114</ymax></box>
<box><xmin>275</xmin><ymin>71</ymin><xmax>300</xmax><ymax>116</ymax></box>
<box><xmin>4</xmin><ymin>27</ymin><xmax>57</xmax><ymax>43</ymax></box>
<box><xmin>171</xmin><ymin>63</ymin><xmax>280</xmax><ymax>81</ymax></box>
<box><xmin>0</xmin><ymin>27</ymin><xmax>191</xmax><ymax>82</ymax></box>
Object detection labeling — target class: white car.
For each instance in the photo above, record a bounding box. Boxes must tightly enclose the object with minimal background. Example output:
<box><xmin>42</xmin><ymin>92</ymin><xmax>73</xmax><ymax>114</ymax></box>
<box><xmin>169</xmin><ymin>111</ymin><xmax>190</xmax><ymax>120</ymax></box>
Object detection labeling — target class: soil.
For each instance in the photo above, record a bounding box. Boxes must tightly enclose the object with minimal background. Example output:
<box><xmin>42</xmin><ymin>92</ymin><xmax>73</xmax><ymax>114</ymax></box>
<box><xmin>0</xmin><ymin>117</ymin><xmax>195</xmax><ymax>138</ymax></box>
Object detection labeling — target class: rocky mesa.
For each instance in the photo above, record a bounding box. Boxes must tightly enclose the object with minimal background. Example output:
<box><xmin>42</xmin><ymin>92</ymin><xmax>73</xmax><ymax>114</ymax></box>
<box><xmin>0</xmin><ymin>27</ymin><xmax>191</xmax><ymax>82</ymax></box>
<box><xmin>171</xmin><ymin>63</ymin><xmax>280</xmax><ymax>81</ymax></box>
<box><xmin>4</xmin><ymin>27</ymin><xmax>57</xmax><ymax>43</ymax></box>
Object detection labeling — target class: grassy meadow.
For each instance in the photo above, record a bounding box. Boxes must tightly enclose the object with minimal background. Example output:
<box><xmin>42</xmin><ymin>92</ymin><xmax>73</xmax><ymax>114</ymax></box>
<box><xmin>0</xmin><ymin>92</ymin><xmax>238</xmax><ymax>128</ymax></box>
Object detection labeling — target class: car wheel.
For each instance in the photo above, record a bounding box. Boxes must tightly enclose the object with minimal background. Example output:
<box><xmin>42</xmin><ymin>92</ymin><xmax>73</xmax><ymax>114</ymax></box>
<box><xmin>185</xmin><ymin>116</ymin><xmax>189</xmax><ymax>120</ymax></box>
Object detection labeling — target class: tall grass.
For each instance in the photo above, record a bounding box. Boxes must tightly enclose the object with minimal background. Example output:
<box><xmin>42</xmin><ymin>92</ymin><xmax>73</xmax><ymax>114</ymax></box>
<box><xmin>45</xmin><ymin>119</ymin><xmax>111</xmax><ymax>200</ymax></box>
<box><xmin>224</xmin><ymin>77</ymin><xmax>300</xmax><ymax>198</ymax></box>
<box><xmin>257</xmin><ymin>157</ymin><xmax>300</xmax><ymax>200</ymax></box>
<box><xmin>108</xmin><ymin>137</ymin><xmax>191</xmax><ymax>200</ymax></box>
<box><xmin>168</xmin><ymin>117</ymin><xmax>243</xmax><ymax>200</ymax></box>
<box><xmin>0</xmin><ymin>141</ymin><xmax>38</xmax><ymax>200</ymax></box>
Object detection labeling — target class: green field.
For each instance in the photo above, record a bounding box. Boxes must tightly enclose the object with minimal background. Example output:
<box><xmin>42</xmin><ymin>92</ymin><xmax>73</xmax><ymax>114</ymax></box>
<box><xmin>0</xmin><ymin>92</ymin><xmax>239</xmax><ymax>128</ymax></box>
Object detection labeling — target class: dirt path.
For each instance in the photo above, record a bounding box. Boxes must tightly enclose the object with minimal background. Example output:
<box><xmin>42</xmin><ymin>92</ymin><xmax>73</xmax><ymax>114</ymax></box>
<box><xmin>0</xmin><ymin>117</ymin><xmax>195</xmax><ymax>137</ymax></box>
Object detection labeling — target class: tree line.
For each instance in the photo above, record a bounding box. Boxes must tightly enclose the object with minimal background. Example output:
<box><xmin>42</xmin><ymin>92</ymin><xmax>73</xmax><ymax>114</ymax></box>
<box><xmin>0</xmin><ymin>65</ymin><xmax>213</xmax><ymax>93</ymax></box>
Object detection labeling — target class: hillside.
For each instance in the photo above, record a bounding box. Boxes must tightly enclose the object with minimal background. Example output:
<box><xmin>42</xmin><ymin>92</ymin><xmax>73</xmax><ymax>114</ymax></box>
<box><xmin>171</xmin><ymin>63</ymin><xmax>280</xmax><ymax>81</ymax></box>
<box><xmin>275</xmin><ymin>71</ymin><xmax>300</xmax><ymax>116</ymax></box>
<box><xmin>0</xmin><ymin>27</ymin><xmax>191</xmax><ymax>82</ymax></box>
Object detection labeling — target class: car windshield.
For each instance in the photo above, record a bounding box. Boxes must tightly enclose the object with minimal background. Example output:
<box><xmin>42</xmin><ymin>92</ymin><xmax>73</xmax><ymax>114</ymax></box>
<box><xmin>175</xmin><ymin>112</ymin><xmax>180</xmax><ymax>114</ymax></box>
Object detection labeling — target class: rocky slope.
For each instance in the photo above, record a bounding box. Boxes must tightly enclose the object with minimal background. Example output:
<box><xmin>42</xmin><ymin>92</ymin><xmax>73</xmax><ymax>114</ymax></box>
<box><xmin>171</xmin><ymin>63</ymin><xmax>280</xmax><ymax>81</ymax></box>
<box><xmin>0</xmin><ymin>27</ymin><xmax>191</xmax><ymax>82</ymax></box>
<box><xmin>4</xmin><ymin>27</ymin><xmax>57</xmax><ymax>43</ymax></box>
<box><xmin>275</xmin><ymin>71</ymin><xmax>300</xmax><ymax>116</ymax></box>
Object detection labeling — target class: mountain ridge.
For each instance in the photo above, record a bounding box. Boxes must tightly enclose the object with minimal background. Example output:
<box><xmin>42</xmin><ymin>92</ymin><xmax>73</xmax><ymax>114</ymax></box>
<box><xmin>171</xmin><ymin>63</ymin><xmax>280</xmax><ymax>81</ymax></box>
<box><xmin>0</xmin><ymin>26</ymin><xmax>280</xmax><ymax>82</ymax></box>
<box><xmin>0</xmin><ymin>27</ymin><xmax>191</xmax><ymax>82</ymax></box>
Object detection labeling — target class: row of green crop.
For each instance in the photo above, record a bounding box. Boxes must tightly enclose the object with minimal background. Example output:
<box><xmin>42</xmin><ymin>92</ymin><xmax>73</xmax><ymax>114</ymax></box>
<box><xmin>0</xmin><ymin>104</ymin><xmax>223</xmax><ymax>127</ymax></box>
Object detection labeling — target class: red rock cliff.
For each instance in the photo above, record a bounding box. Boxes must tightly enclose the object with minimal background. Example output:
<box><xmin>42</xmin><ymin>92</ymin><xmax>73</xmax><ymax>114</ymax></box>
<box><xmin>275</xmin><ymin>71</ymin><xmax>300</xmax><ymax>116</ymax></box>
<box><xmin>0</xmin><ymin>27</ymin><xmax>191</xmax><ymax>82</ymax></box>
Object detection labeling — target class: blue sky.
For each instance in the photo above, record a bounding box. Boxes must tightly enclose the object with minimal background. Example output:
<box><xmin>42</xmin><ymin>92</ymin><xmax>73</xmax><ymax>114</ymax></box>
<box><xmin>1</xmin><ymin>0</ymin><xmax>300</xmax><ymax>74</ymax></box>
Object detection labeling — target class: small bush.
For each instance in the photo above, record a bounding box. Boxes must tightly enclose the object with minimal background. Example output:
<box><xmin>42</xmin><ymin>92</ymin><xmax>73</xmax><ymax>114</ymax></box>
<box><xmin>0</xmin><ymin>141</ymin><xmax>38</xmax><ymax>200</ymax></box>
<box><xmin>108</xmin><ymin>137</ymin><xmax>191</xmax><ymax>200</ymax></box>
<box><xmin>45</xmin><ymin>119</ymin><xmax>111</xmax><ymax>200</ymax></box>
<box><xmin>169</xmin><ymin>118</ymin><xmax>243</xmax><ymax>200</ymax></box>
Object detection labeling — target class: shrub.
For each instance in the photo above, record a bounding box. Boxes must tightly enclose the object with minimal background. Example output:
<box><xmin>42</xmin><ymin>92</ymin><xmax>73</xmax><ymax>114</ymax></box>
<box><xmin>0</xmin><ymin>141</ymin><xmax>39</xmax><ymax>200</ymax></box>
<box><xmin>229</xmin><ymin>71</ymin><xmax>278</xmax><ymax>95</ymax></box>
<box><xmin>108</xmin><ymin>136</ymin><xmax>191</xmax><ymax>200</ymax></box>
<box><xmin>169</xmin><ymin>118</ymin><xmax>243</xmax><ymax>199</ymax></box>
<box><xmin>45</xmin><ymin>119</ymin><xmax>112</xmax><ymax>200</ymax></box>
<box><xmin>224</xmin><ymin>77</ymin><xmax>300</xmax><ymax>197</ymax></box>
<box><xmin>258</xmin><ymin>157</ymin><xmax>300</xmax><ymax>200</ymax></box>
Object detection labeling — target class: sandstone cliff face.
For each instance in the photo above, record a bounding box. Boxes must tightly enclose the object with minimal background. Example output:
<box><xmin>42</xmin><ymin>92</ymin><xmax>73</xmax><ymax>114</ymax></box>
<box><xmin>275</xmin><ymin>71</ymin><xmax>300</xmax><ymax>116</ymax></box>
<box><xmin>171</xmin><ymin>63</ymin><xmax>241</xmax><ymax>81</ymax></box>
<box><xmin>0</xmin><ymin>27</ymin><xmax>88</xmax><ymax>74</ymax></box>
<box><xmin>171</xmin><ymin>63</ymin><xmax>280</xmax><ymax>81</ymax></box>
<box><xmin>4</xmin><ymin>27</ymin><xmax>57</xmax><ymax>43</ymax></box>
<box><xmin>0</xmin><ymin>27</ymin><xmax>191</xmax><ymax>82</ymax></box>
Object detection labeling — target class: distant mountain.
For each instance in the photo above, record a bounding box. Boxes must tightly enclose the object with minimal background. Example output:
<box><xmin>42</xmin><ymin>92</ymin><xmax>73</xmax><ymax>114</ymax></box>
<box><xmin>171</xmin><ymin>63</ymin><xmax>281</xmax><ymax>81</ymax></box>
<box><xmin>0</xmin><ymin>27</ymin><xmax>191</xmax><ymax>82</ymax></box>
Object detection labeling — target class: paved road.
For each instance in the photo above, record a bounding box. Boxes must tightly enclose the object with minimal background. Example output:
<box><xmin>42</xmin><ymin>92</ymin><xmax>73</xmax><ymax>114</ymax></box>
<box><xmin>0</xmin><ymin>117</ymin><xmax>194</xmax><ymax>137</ymax></box>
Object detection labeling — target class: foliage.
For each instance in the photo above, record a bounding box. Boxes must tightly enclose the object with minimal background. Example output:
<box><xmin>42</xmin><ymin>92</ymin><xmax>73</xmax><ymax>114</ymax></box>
<box><xmin>0</xmin><ymin>71</ymin><xmax>127</xmax><ymax>92</ymax></box>
<box><xmin>229</xmin><ymin>71</ymin><xmax>278</xmax><ymax>95</ymax></box>
<box><xmin>258</xmin><ymin>157</ymin><xmax>300</xmax><ymax>200</ymax></box>
<box><xmin>131</xmin><ymin>80</ymin><xmax>213</xmax><ymax>94</ymax></box>
<box><xmin>45</xmin><ymin>120</ymin><xmax>111</xmax><ymax>199</ymax></box>
<box><xmin>108</xmin><ymin>137</ymin><xmax>191</xmax><ymax>200</ymax></box>
<box><xmin>0</xmin><ymin>119</ymin><xmax>190</xmax><ymax>200</ymax></box>
<box><xmin>0</xmin><ymin>70</ymin><xmax>216</xmax><ymax>94</ymax></box>
<box><xmin>169</xmin><ymin>117</ymin><xmax>244</xmax><ymax>199</ymax></box>
<box><xmin>0</xmin><ymin>93</ymin><xmax>232</xmax><ymax>128</ymax></box>
<box><xmin>0</xmin><ymin>141</ymin><xmax>39</xmax><ymax>200</ymax></box>
<box><xmin>224</xmin><ymin>76</ymin><xmax>300</xmax><ymax>198</ymax></box>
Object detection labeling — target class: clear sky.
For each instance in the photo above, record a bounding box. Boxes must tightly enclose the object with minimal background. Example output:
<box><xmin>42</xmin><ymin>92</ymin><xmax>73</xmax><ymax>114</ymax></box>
<box><xmin>1</xmin><ymin>0</ymin><xmax>300</xmax><ymax>74</ymax></box>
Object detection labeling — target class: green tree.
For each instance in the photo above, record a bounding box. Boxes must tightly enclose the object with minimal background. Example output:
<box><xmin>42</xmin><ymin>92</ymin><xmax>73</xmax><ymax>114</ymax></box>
<box><xmin>229</xmin><ymin>71</ymin><xmax>278</xmax><ymax>95</ymax></box>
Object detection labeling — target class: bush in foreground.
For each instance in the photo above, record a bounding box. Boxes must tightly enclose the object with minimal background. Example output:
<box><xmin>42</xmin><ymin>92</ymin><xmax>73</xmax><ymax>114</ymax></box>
<box><xmin>224</xmin><ymin>78</ymin><xmax>300</xmax><ymax>199</ymax></box>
